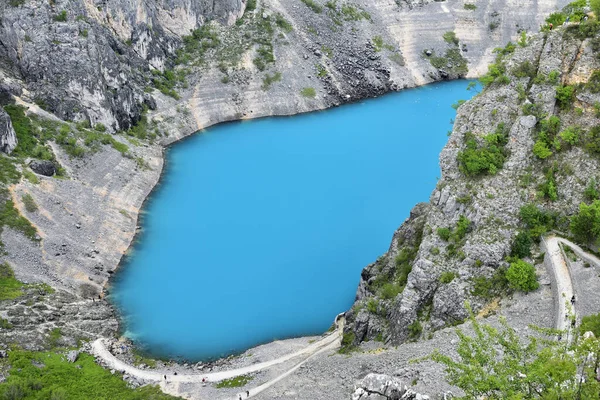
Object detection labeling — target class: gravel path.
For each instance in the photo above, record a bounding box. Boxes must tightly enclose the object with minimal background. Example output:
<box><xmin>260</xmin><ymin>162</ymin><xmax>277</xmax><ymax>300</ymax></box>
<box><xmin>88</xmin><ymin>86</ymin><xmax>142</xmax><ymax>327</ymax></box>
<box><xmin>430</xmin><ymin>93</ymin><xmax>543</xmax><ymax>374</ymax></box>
<box><xmin>91</xmin><ymin>316</ymin><xmax>344</xmax><ymax>399</ymax></box>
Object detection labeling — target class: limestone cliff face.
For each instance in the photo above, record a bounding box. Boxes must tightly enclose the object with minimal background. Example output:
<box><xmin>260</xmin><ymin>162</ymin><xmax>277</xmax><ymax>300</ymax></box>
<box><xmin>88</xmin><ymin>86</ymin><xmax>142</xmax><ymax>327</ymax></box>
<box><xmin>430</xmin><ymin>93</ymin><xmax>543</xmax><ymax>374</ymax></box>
<box><xmin>0</xmin><ymin>108</ymin><xmax>17</xmax><ymax>154</ymax></box>
<box><xmin>344</xmin><ymin>25</ymin><xmax>600</xmax><ymax>346</ymax></box>
<box><xmin>0</xmin><ymin>0</ymin><xmax>245</xmax><ymax>131</ymax></box>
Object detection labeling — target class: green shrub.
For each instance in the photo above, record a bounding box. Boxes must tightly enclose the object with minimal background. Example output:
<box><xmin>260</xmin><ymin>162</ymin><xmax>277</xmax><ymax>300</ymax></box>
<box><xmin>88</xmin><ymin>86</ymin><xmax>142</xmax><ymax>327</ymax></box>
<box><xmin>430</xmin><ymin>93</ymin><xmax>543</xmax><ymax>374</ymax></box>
<box><xmin>439</xmin><ymin>271</ymin><xmax>457</xmax><ymax>284</ymax></box>
<box><xmin>512</xmin><ymin>61</ymin><xmax>536</xmax><ymax>79</ymax></box>
<box><xmin>581</xmin><ymin>313</ymin><xmax>600</xmax><ymax>337</ymax></box>
<box><xmin>380</xmin><ymin>283</ymin><xmax>401</xmax><ymax>300</ymax></box>
<box><xmin>471</xmin><ymin>267</ymin><xmax>509</xmax><ymax>299</ymax></box>
<box><xmin>21</xmin><ymin>194</ymin><xmax>38</xmax><ymax>213</ymax></box>
<box><xmin>555</xmin><ymin>85</ymin><xmax>576</xmax><ymax>110</ymax></box>
<box><xmin>546</xmin><ymin>12</ymin><xmax>566</xmax><ymax>26</ymax></box>
<box><xmin>510</xmin><ymin>232</ymin><xmax>532</xmax><ymax>258</ymax></box>
<box><xmin>94</xmin><ymin>123</ymin><xmax>107</xmax><ymax>132</ymax></box>
<box><xmin>261</xmin><ymin>72</ymin><xmax>282</xmax><ymax>90</ymax></box>
<box><xmin>437</xmin><ymin>227</ymin><xmax>451</xmax><ymax>241</ymax></box>
<box><xmin>584</xmin><ymin>178</ymin><xmax>599</xmax><ymax>202</ymax></box>
<box><xmin>559</xmin><ymin>126</ymin><xmax>580</xmax><ymax>146</ymax></box>
<box><xmin>443</xmin><ymin>31</ymin><xmax>459</xmax><ymax>46</ymax></box>
<box><xmin>505</xmin><ymin>259</ymin><xmax>539</xmax><ymax>292</ymax></box>
<box><xmin>366</xmin><ymin>298</ymin><xmax>379</xmax><ymax>313</ymax></box>
<box><xmin>300</xmin><ymin>87</ymin><xmax>316</xmax><ymax>98</ymax></box>
<box><xmin>454</xmin><ymin>215</ymin><xmax>471</xmax><ymax>241</ymax></box>
<box><xmin>570</xmin><ymin>200</ymin><xmax>600</xmax><ymax>244</ymax></box>
<box><xmin>519</xmin><ymin>204</ymin><xmax>556</xmax><ymax>239</ymax></box>
<box><xmin>537</xmin><ymin>167</ymin><xmax>558</xmax><ymax>201</ymax></box>
<box><xmin>533</xmin><ymin>140</ymin><xmax>553</xmax><ymax>159</ymax></box>
<box><xmin>339</xmin><ymin>332</ymin><xmax>356</xmax><ymax>354</ymax></box>
<box><xmin>54</xmin><ymin>11</ymin><xmax>67</xmax><ymax>22</ymax></box>
<box><xmin>457</xmin><ymin>129</ymin><xmax>508</xmax><ymax>176</ymax></box>
<box><xmin>407</xmin><ymin>320</ymin><xmax>422</xmax><ymax>340</ymax></box>
<box><xmin>518</xmin><ymin>31</ymin><xmax>528</xmax><ymax>47</ymax></box>
<box><xmin>464</xmin><ymin>3</ymin><xmax>477</xmax><ymax>10</ymax></box>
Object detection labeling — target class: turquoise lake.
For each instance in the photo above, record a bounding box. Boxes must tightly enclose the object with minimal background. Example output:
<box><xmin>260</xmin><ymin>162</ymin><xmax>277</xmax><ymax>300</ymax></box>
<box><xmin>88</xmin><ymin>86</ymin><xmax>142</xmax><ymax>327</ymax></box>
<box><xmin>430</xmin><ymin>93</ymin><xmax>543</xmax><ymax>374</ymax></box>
<box><xmin>111</xmin><ymin>80</ymin><xmax>477</xmax><ymax>361</ymax></box>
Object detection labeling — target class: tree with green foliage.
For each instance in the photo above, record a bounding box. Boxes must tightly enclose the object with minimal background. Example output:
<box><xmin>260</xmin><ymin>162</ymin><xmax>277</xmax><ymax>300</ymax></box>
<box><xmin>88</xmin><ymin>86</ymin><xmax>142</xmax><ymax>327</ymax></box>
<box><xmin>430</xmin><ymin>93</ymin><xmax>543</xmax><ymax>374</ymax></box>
<box><xmin>458</xmin><ymin>127</ymin><xmax>508</xmax><ymax>176</ymax></box>
<box><xmin>505</xmin><ymin>259</ymin><xmax>539</xmax><ymax>292</ymax></box>
<box><xmin>426</xmin><ymin>306</ymin><xmax>600</xmax><ymax>400</ymax></box>
<box><xmin>570</xmin><ymin>200</ymin><xmax>600</xmax><ymax>245</ymax></box>
<box><xmin>510</xmin><ymin>232</ymin><xmax>532</xmax><ymax>258</ymax></box>
<box><xmin>555</xmin><ymin>85</ymin><xmax>576</xmax><ymax>110</ymax></box>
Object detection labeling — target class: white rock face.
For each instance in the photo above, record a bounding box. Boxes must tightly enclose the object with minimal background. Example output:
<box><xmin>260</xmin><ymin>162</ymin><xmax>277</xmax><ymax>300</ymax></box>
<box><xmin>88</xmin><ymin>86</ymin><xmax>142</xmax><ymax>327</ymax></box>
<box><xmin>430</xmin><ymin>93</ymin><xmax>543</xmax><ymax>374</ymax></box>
<box><xmin>0</xmin><ymin>108</ymin><xmax>17</xmax><ymax>154</ymax></box>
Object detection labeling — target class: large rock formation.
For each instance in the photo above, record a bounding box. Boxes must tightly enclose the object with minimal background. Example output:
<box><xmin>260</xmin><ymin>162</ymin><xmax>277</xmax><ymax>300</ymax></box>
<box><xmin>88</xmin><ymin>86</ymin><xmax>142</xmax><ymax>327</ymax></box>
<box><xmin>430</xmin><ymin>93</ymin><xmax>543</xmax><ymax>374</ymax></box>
<box><xmin>0</xmin><ymin>0</ymin><xmax>246</xmax><ymax>131</ymax></box>
<box><xmin>0</xmin><ymin>108</ymin><xmax>17</xmax><ymax>154</ymax></box>
<box><xmin>344</xmin><ymin>23</ymin><xmax>600</xmax><ymax>347</ymax></box>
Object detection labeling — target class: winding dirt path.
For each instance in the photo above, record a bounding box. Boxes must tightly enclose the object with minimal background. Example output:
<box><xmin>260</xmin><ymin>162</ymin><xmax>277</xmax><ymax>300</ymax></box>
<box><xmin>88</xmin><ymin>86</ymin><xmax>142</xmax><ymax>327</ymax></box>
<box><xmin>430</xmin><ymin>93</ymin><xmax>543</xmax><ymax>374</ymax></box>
<box><xmin>91</xmin><ymin>315</ymin><xmax>344</xmax><ymax>399</ymax></box>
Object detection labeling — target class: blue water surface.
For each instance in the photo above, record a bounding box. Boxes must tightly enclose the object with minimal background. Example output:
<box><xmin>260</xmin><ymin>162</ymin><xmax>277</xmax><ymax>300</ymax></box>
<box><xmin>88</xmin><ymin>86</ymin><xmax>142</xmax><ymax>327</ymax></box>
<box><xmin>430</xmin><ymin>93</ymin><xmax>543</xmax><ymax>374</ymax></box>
<box><xmin>111</xmin><ymin>80</ymin><xmax>477</xmax><ymax>361</ymax></box>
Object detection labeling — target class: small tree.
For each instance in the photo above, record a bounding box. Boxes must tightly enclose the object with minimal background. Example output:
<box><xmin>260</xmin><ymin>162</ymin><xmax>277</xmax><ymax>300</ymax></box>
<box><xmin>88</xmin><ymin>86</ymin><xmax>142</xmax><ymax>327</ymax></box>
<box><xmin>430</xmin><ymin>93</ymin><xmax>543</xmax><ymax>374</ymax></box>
<box><xmin>570</xmin><ymin>200</ymin><xmax>600</xmax><ymax>245</ymax></box>
<box><xmin>426</xmin><ymin>305</ymin><xmax>600</xmax><ymax>399</ymax></box>
<box><xmin>505</xmin><ymin>259</ymin><xmax>539</xmax><ymax>292</ymax></box>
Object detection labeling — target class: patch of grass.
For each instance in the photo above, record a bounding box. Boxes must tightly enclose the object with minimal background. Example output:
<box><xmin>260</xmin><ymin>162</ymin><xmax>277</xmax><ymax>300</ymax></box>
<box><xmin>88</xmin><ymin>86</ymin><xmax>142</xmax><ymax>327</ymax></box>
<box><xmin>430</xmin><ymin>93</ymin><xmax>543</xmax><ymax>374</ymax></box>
<box><xmin>47</xmin><ymin>328</ymin><xmax>62</xmax><ymax>348</ymax></box>
<box><xmin>23</xmin><ymin>170</ymin><xmax>39</xmax><ymax>184</ymax></box>
<box><xmin>21</xmin><ymin>194</ymin><xmax>38</xmax><ymax>213</ymax></box>
<box><xmin>300</xmin><ymin>87</ymin><xmax>316</xmax><ymax>98</ymax></box>
<box><xmin>0</xmin><ymin>194</ymin><xmax>38</xmax><ymax>241</ymax></box>
<box><xmin>316</xmin><ymin>64</ymin><xmax>327</xmax><ymax>77</ymax></box>
<box><xmin>275</xmin><ymin>14</ymin><xmax>293</xmax><ymax>32</ymax></box>
<box><xmin>340</xmin><ymin>4</ymin><xmax>371</xmax><ymax>21</ymax></box>
<box><xmin>443</xmin><ymin>31</ymin><xmax>459</xmax><ymax>46</ymax></box>
<box><xmin>0</xmin><ymin>317</ymin><xmax>12</xmax><ymax>329</ymax></box>
<box><xmin>0</xmin><ymin>156</ymin><xmax>21</xmax><ymax>185</ymax></box>
<box><xmin>0</xmin><ymin>349</ymin><xmax>179</xmax><ymax>399</ymax></box>
<box><xmin>339</xmin><ymin>332</ymin><xmax>356</xmax><ymax>354</ymax></box>
<box><xmin>215</xmin><ymin>375</ymin><xmax>253</xmax><ymax>388</ymax></box>
<box><xmin>151</xmin><ymin>69</ymin><xmax>185</xmax><ymax>99</ymax></box>
<box><xmin>261</xmin><ymin>72</ymin><xmax>282</xmax><ymax>90</ymax></box>
<box><xmin>407</xmin><ymin>320</ymin><xmax>422</xmax><ymax>340</ymax></box>
<box><xmin>0</xmin><ymin>262</ymin><xmax>25</xmax><ymax>301</ymax></box>
<box><xmin>439</xmin><ymin>271</ymin><xmax>458</xmax><ymax>284</ymax></box>
<box><xmin>300</xmin><ymin>0</ymin><xmax>323</xmax><ymax>13</ymax></box>
<box><xmin>464</xmin><ymin>3</ymin><xmax>477</xmax><ymax>10</ymax></box>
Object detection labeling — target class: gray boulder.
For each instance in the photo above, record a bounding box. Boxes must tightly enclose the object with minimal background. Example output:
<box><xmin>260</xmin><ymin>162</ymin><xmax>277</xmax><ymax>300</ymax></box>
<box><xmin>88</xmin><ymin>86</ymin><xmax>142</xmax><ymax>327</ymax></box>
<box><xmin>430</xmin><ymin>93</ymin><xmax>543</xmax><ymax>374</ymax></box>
<box><xmin>29</xmin><ymin>160</ymin><xmax>56</xmax><ymax>176</ymax></box>
<box><xmin>352</xmin><ymin>373</ymin><xmax>430</xmax><ymax>400</ymax></box>
<box><xmin>66</xmin><ymin>350</ymin><xmax>79</xmax><ymax>363</ymax></box>
<box><xmin>0</xmin><ymin>108</ymin><xmax>17</xmax><ymax>154</ymax></box>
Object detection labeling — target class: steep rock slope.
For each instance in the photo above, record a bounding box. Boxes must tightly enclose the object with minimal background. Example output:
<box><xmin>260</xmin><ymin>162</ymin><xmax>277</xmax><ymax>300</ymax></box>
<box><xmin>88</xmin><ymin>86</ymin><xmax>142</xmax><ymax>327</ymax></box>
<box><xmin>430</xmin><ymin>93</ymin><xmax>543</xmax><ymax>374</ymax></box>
<box><xmin>0</xmin><ymin>0</ymin><xmax>245</xmax><ymax>131</ymax></box>
<box><xmin>344</xmin><ymin>23</ymin><xmax>600</xmax><ymax>347</ymax></box>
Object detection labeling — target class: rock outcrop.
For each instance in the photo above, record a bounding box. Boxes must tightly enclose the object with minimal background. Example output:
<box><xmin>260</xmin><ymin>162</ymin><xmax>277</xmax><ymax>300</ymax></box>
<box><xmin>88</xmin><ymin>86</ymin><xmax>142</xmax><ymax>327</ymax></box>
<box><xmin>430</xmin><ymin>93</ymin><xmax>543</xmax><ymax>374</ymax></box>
<box><xmin>29</xmin><ymin>160</ymin><xmax>56</xmax><ymax>176</ymax></box>
<box><xmin>0</xmin><ymin>0</ymin><xmax>246</xmax><ymax>132</ymax></box>
<box><xmin>344</xmin><ymin>23</ymin><xmax>600</xmax><ymax>347</ymax></box>
<box><xmin>0</xmin><ymin>108</ymin><xmax>17</xmax><ymax>154</ymax></box>
<box><xmin>352</xmin><ymin>374</ymin><xmax>429</xmax><ymax>400</ymax></box>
